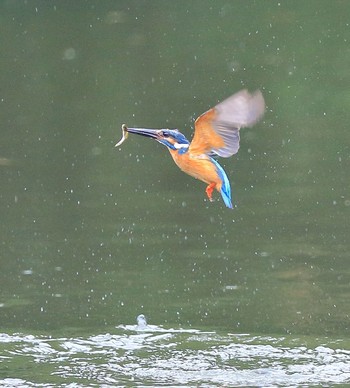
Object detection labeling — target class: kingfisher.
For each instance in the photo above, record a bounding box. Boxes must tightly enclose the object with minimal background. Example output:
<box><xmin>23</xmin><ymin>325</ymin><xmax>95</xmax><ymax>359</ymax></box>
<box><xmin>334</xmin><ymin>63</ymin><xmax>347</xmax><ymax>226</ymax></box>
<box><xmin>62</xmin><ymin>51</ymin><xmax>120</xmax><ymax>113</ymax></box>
<box><xmin>115</xmin><ymin>89</ymin><xmax>265</xmax><ymax>208</ymax></box>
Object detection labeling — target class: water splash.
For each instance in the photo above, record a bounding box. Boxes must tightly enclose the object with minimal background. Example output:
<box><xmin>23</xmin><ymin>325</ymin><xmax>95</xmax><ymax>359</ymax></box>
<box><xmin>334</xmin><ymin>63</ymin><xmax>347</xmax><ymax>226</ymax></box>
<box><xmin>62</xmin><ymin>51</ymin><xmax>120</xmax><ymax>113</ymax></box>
<box><xmin>1</xmin><ymin>330</ymin><xmax>350</xmax><ymax>386</ymax></box>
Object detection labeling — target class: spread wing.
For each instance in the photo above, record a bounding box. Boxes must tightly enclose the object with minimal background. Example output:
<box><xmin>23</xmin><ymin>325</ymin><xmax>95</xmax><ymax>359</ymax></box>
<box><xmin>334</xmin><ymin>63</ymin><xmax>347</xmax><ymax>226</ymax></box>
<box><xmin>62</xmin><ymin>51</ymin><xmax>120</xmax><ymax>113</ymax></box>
<box><xmin>188</xmin><ymin>90</ymin><xmax>265</xmax><ymax>158</ymax></box>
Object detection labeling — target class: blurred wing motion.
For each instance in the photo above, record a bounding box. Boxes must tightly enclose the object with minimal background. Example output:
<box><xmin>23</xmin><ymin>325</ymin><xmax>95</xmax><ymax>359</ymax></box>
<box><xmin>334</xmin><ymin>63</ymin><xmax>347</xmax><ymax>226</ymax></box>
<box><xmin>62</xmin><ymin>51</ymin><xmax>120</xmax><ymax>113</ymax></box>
<box><xmin>189</xmin><ymin>90</ymin><xmax>265</xmax><ymax>157</ymax></box>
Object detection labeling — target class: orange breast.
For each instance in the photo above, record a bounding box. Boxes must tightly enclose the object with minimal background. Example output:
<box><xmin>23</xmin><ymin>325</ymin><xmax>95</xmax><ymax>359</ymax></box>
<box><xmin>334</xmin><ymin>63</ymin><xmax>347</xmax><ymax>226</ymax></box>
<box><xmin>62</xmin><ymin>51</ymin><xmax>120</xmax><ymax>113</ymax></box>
<box><xmin>169</xmin><ymin>150</ymin><xmax>222</xmax><ymax>190</ymax></box>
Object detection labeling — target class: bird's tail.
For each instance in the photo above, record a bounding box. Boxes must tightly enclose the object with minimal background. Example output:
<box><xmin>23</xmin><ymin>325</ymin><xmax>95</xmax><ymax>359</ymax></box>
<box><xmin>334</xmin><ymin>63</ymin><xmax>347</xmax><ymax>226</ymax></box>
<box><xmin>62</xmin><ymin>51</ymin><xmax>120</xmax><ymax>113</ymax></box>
<box><xmin>210</xmin><ymin>157</ymin><xmax>233</xmax><ymax>209</ymax></box>
<box><xmin>220</xmin><ymin>185</ymin><xmax>233</xmax><ymax>209</ymax></box>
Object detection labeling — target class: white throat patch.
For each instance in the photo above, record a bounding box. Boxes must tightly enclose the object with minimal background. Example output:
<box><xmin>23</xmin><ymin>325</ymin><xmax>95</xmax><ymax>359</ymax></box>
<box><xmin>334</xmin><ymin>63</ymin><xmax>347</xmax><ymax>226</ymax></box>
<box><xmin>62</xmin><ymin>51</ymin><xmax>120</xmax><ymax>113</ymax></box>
<box><xmin>174</xmin><ymin>143</ymin><xmax>189</xmax><ymax>150</ymax></box>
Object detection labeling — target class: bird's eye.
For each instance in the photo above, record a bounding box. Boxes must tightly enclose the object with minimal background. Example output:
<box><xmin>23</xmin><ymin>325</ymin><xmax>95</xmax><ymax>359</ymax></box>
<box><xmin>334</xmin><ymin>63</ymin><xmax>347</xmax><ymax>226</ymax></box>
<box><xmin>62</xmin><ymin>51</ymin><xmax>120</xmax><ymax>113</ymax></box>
<box><xmin>162</xmin><ymin>132</ymin><xmax>169</xmax><ymax>138</ymax></box>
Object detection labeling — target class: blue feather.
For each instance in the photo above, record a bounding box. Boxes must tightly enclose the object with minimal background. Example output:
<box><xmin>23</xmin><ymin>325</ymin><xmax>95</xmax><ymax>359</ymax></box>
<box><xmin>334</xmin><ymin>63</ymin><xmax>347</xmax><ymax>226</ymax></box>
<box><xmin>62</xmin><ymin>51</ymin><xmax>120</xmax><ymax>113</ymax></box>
<box><xmin>210</xmin><ymin>158</ymin><xmax>233</xmax><ymax>209</ymax></box>
<box><xmin>158</xmin><ymin>130</ymin><xmax>190</xmax><ymax>153</ymax></box>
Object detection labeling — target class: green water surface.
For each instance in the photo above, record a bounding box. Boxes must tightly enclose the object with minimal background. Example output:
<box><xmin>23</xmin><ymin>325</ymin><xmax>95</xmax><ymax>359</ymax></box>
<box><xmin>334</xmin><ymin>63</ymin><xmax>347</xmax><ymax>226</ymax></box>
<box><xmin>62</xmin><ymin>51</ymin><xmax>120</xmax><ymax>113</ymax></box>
<box><xmin>1</xmin><ymin>1</ymin><xmax>350</xmax><ymax>386</ymax></box>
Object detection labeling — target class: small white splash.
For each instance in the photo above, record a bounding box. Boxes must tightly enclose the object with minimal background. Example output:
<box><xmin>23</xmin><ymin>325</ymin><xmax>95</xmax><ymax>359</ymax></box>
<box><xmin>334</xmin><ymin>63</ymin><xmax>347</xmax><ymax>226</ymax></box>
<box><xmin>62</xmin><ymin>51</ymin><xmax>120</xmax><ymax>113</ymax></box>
<box><xmin>224</xmin><ymin>285</ymin><xmax>239</xmax><ymax>291</ymax></box>
<box><xmin>136</xmin><ymin>314</ymin><xmax>148</xmax><ymax>330</ymax></box>
<box><xmin>118</xmin><ymin>315</ymin><xmax>202</xmax><ymax>334</ymax></box>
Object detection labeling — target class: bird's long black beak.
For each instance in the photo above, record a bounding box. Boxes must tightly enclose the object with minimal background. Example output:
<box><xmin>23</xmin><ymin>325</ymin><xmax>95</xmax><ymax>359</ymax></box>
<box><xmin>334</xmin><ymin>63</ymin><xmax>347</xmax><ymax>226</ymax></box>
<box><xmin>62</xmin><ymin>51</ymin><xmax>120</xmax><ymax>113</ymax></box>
<box><xmin>126</xmin><ymin>127</ymin><xmax>160</xmax><ymax>139</ymax></box>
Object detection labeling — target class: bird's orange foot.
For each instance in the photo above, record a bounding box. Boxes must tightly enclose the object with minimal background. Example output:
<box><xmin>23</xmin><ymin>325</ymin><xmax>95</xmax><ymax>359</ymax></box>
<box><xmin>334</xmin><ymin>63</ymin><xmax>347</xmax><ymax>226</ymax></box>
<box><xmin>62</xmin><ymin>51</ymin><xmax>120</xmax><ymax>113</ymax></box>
<box><xmin>205</xmin><ymin>183</ymin><xmax>216</xmax><ymax>202</ymax></box>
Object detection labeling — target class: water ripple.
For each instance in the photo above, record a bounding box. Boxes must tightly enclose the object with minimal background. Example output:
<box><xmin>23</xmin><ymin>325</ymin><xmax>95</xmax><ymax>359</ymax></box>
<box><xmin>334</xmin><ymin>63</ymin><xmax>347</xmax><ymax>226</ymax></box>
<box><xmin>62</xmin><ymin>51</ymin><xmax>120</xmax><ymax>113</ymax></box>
<box><xmin>1</xmin><ymin>329</ymin><xmax>350</xmax><ymax>386</ymax></box>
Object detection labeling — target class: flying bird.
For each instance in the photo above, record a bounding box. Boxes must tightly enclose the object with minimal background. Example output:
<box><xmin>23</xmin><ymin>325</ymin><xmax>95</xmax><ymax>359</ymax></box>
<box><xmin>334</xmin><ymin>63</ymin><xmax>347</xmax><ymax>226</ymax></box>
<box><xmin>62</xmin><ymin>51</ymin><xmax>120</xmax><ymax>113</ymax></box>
<box><xmin>115</xmin><ymin>89</ymin><xmax>265</xmax><ymax>208</ymax></box>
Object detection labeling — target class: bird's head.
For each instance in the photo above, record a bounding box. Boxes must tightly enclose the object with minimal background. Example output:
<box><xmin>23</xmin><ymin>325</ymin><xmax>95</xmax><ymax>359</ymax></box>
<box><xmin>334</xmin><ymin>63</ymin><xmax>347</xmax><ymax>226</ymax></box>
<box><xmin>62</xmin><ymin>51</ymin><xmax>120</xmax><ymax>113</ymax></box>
<box><xmin>126</xmin><ymin>127</ymin><xmax>190</xmax><ymax>154</ymax></box>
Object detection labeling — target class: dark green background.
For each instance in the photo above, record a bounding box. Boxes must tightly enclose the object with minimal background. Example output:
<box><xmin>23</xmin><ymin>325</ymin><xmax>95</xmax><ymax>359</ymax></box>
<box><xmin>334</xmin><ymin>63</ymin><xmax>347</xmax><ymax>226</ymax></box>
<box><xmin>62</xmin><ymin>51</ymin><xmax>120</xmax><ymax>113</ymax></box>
<box><xmin>1</xmin><ymin>0</ymin><xmax>349</xmax><ymax>336</ymax></box>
